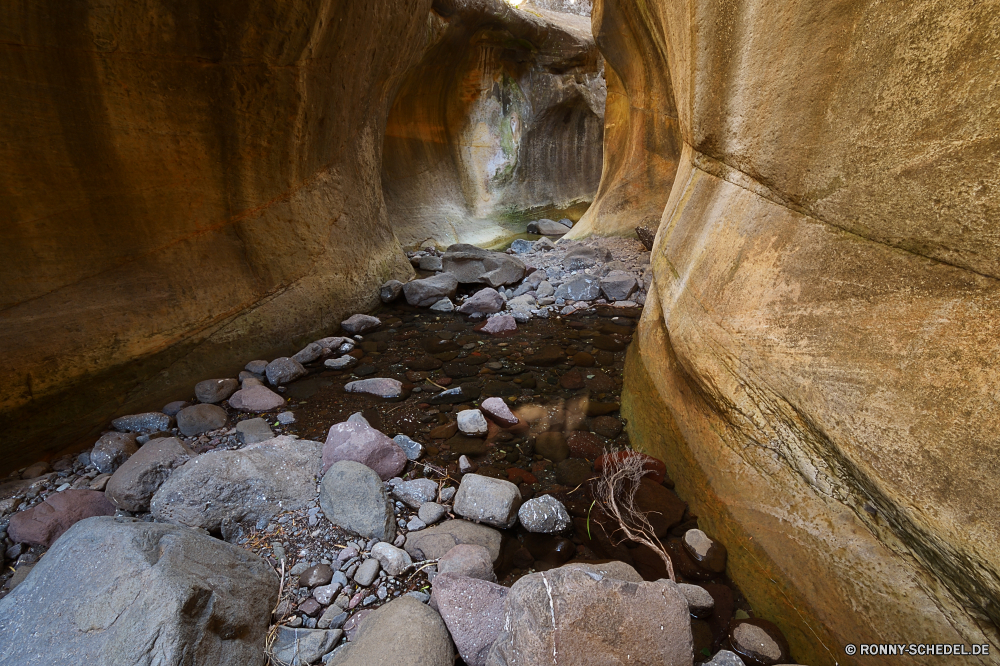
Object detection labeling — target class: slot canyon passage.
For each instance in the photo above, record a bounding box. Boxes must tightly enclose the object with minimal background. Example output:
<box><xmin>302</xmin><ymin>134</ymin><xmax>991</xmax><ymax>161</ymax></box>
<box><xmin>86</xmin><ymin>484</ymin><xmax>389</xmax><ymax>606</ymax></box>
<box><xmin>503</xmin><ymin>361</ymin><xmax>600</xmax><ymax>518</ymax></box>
<box><xmin>0</xmin><ymin>0</ymin><xmax>998</xmax><ymax>664</ymax></box>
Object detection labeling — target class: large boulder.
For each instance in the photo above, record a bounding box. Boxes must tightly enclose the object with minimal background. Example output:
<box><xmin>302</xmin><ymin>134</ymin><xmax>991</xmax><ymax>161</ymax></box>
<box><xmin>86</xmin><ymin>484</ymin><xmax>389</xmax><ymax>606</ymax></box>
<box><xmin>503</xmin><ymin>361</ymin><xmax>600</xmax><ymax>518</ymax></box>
<box><xmin>403</xmin><ymin>272</ymin><xmax>459</xmax><ymax>307</ymax></box>
<box><xmin>322</xmin><ymin>421</ymin><xmax>406</xmax><ymax>480</ymax></box>
<box><xmin>0</xmin><ymin>516</ymin><xmax>277</xmax><ymax>665</ymax></box>
<box><xmin>319</xmin><ymin>460</ymin><xmax>395</xmax><ymax>542</ymax></box>
<box><xmin>441</xmin><ymin>245</ymin><xmax>525</xmax><ymax>287</ymax></box>
<box><xmin>430</xmin><ymin>573</ymin><xmax>508</xmax><ymax>666</ymax></box>
<box><xmin>105</xmin><ymin>437</ymin><xmax>195</xmax><ymax>512</ymax></box>
<box><xmin>404</xmin><ymin>520</ymin><xmax>502</xmax><ymax>563</ymax></box>
<box><xmin>457</xmin><ymin>288</ymin><xmax>505</xmax><ymax>315</ymax></box>
<box><xmin>265</xmin><ymin>357</ymin><xmax>307</xmax><ymax>386</ymax></box>
<box><xmin>7</xmin><ymin>490</ymin><xmax>115</xmax><ymax>547</ymax></box>
<box><xmin>325</xmin><ymin>595</ymin><xmax>454</xmax><ymax>666</ymax></box>
<box><xmin>150</xmin><ymin>436</ymin><xmax>322</xmax><ymax>533</ymax></box>
<box><xmin>175</xmin><ymin>403</ymin><xmax>228</xmax><ymax>437</ymax></box>
<box><xmin>486</xmin><ymin>565</ymin><xmax>692</xmax><ymax>665</ymax></box>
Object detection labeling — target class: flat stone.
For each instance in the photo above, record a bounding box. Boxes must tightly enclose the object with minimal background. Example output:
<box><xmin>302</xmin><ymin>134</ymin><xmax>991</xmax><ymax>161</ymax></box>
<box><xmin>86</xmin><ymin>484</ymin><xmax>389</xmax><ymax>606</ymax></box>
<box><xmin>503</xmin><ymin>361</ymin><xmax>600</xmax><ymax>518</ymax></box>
<box><xmin>684</xmin><ymin>528</ymin><xmax>728</xmax><ymax>573</ymax></box>
<box><xmin>105</xmin><ymin>437</ymin><xmax>195</xmax><ymax>512</ymax></box>
<box><xmin>271</xmin><ymin>626</ymin><xmax>342</xmax><ymax>666</ymax></box>
<box><xmin>527</xmin><ymin>219</ymin><xmax>570</xmax><ymax>236</ymax></box>
<box><xmin>457</xmin><ymin>409</ymin><xmax>488</xmax><ymax>436</ymax></box>
<box><xmin>429</xmin><ymin>297</ymin><xmax>454</xmax><ymax>311</ymax></box>
<box><xmin>0</xmin><ymin>517</ymin><xmax>277</xmax><ymax>666</ymax></box>
<box><xmin>453</xmin><ymin>474</ymin><xmax>521</xmax><ymax>529</ymax></box>
<box><xmin>480</xmin><ymin>315</ymin><xmax>516</xmax><ymax>335</ymax></box>
<box><xmin>277</xmin><ymin>411</ymin><xmax>296</xmax><ymax>424</ymax></box>
<box><xmin>344</xmin><ymin>377</ymin><xmax>403</xmax><ymax>399</ymax></box>
<box><xmin>437</xmin><ymin>544</ymin><xmax>496</xmax><ymax>582</ymax></box>
<box><xmin>151</xmin><ymin>436</ymin><xmax>322</xmax><ymax>533</ymax></box>
<box><xmin>176</xmin><ymin>403</ymin><xmax>228</xmax><ymax>437</ymax></box>
<box><xmin>428</xmin><ymin>385</ymin><xmax>480</xmax><ymax>405</ymax></box>
<box><xmin>195</xmin><ymin>378</ymin><xmax>238</xmax><ymax>404</ymax></box>
<box><xmin>91</xmin><ymin>431</ymin><xmax>139</xmax><ymax>474</ymax></box>
<box><xmin>403</xmin><ymin>273</ymin><xmax>459</xmax><ymax>307</ymax></box>
<box><xmin>229</xmin><ymin>384</ymin><xmax>286</xmax><ymax>412</ymax></box>
<box><xmin>8</xmin><ymin>490</ymin><xmax>115</xmax><ymax>547</ymax></box>
<box><xmin>430</xmin><ymin>573</ymin><xmax>508</xmax><ymax>666</ymax></box>
<box><xmin>404</xmin><ymin>520</ymin><xmax>502</xmax><ymax>563</ymax></box>
<box><xmin>320</xmin><ymin>460</ymin><xmax>395</xmax><ymax>542</ymax></box>
<box><xmin>380</xmin><ymin>280</ymin><xmax>404</xmax><ymax>303</ymax></box>
<box><xmin>554</xmin><ymin>458</ymin><xmax>593</xmax><ymax>487</ymax></box>
<box><xmin>370</xmin><ymin>542</ymin><xmax>413</xmax><ymax>576</ymax></box>
<box><xmin>392</xmin><ymin>478</ymin><xmax>438</xmax><ymax>509</ymax></box>
<box><xmin>236</xmin><ymin>417</ymin><xmax>274</xmax><ymax>445</ymax></box>
<box><xmin>341</xmin><ymin>314</ymin><xmax>381</xmax><ymax>335</ymax></box>
<box><xmin>111</xmin><ymin>412</ymin><xmax>173</xmax><ymax>434</ymax></box>
<box><xmin>458</xmin><ymin>288</ymin><xmax>504</xmax><ymax>315</ymax></box>
<box><xmin>300</xmin><ymin>564</ymin><xmax>335</xmax><ymax>588</ymax></box>
<box><xmin>554</xmin><ymin>275</ymin><xmax>601</xmax><ymax>301</ymax></box>
<box><xmin>322</xmin><ymin>421</ymin><xmax>406</xmax><ymax>480</ymax></box>
<box><xmin>393</xmin><ymin>434</ymin><xmax>423</xmax><ymax>460</ymax></box>
<box><xmin>324</xmin><ymin>355</ymin><xmax>358</xmax><ymax>371</ymax></box>
<box><xmin>517</xmin><ymin>494</ymin><xmax>571</xmax><ymax>533</ymax></box>
<box><xmin>325</xmin><ymin>596</ymin><xmax>453</xmax><ymax>666</ymax></box>
<box><xmin>677</xmin><ymin>583</ymin><xmax>716</xmax><ymax>619</ymax></box>
<box><xmin>729</xmin><ymin>619</ymin><xmax>790</xmax><ymax>665</ymax></box>
<box><xmin>315</xmin><ymin>336</ymin><xmax>354</xmax><ymax>354</ymax></box>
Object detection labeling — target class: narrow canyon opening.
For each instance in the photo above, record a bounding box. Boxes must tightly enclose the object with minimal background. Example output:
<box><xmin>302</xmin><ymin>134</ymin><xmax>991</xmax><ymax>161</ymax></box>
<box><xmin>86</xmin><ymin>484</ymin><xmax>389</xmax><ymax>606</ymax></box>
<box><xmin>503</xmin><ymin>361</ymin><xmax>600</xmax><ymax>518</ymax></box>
<box><xmin>1</xmin><ymin>1</ymin><xmax>998</xmax><ymax>665</ymax></box>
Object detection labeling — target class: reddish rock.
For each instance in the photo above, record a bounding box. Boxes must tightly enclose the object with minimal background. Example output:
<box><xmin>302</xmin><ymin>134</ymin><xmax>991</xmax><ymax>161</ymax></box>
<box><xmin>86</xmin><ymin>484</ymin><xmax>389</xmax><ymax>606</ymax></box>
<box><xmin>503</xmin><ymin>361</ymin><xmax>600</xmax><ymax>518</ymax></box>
<box><xmin>322</xmin><ymin>421</ymin><xmax>406</xmax><ymax>480</ymax></box>
<box><xmin>229</xmin><ymin>385</ymin><xmax>285</xmax><ymax>412</ymax></box>
<box><xmin>298</xmin><ymin>597</ymin><xmax>322</xmax><ymax>617</ymax></box>
<box><xmin>572</xmin><ymin>352</ymin><xmax>595</xmax><ymax>367</ymax></box>
<box><xmin>530</xmin><ymin>460</ymin><xmax>551</xmax><ymax>474</ymax></box>
<box><xmin>566</xmin><ymin>431</ymin><xmax>607</xmax><ymax>459</ymax></box>
<box><xmin>559</xmin><ymin>371</ymin><xmax>585</xmax><ymax>390</ymax></box>
<box><xmin>429</xmin><ymin>422</ymin><xmax>458</xmax><ymax>439</ymax></box>
<box><xmin>534</xmin><ymin>432</ymin><xmax>569</xmax><ymax>462</ymax></box>
<box><xmin>590</xmin><ymin>415</ymin><xmax>623</xmax><ymax>438</ymax></box>
<box><xmin>594</xmin><ymin>451</ymin><xmax>667</xmax><ymax>485</ymax></box>
<box><xmin>429</xmin><ymin>573</ymin><xmax>508</xmax><ymax>666</ymax></box>
<box><xmin>8</xmin><ymin>490</ymin><xmax>115</xmax><ymax>547</ymax></box>
<box><xmin>633</xmin><ymin>477</ymin><xmax>686</xmax><ymax>537</ymax></box>
<box><xmin>507</xmin><ymin>468</ymin><xmax>538</xmax><ymax>485</ymax></box>
<box><xmin>479</xmin><ymin>397</ymin><xmax>518</xmax><ymax>427</ymax></box>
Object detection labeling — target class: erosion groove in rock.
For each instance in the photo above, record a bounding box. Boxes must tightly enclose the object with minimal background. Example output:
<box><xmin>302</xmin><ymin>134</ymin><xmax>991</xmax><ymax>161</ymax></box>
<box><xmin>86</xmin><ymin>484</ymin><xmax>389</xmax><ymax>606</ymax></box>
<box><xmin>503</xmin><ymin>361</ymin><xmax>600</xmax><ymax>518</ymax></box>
<box><xmin>0</xmin><ymin>0</ymin><xmax>430</xmax><ymax>471</ymax></box>
<box><xmin>383</xmin><ymin>1</ymin><xmax>605</xmax><ymax>249</ymax></box>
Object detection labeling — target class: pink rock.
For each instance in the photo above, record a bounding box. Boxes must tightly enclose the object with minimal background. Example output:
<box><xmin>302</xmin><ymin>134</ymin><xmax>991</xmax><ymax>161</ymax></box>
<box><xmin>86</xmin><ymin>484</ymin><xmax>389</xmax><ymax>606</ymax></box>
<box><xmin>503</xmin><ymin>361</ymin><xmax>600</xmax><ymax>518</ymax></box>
<box><xmin>429</xmin><ymin>573</ymin><xmax>508</xmax><ymax>666</ymax></box>
<box><xmin>479</xmin><ymin>397</ymin><xmax>518</xmax><ymax>427</ymax></box>
<box><xmin>8</xmin><ymin>490</ymin><xmax>115</xmax><ymax>547</ymax></box>
<box><xmin>480</xmin><ymin>315</ymin><xmax>516</xmax><ymax>336</ymax></box>
<box><xmin>322</xmin><ymin>421</ymin><xmax>406</xmax><ymax>480</ymax></box>
<box><xmin>229</xmin><ymin>385</ymin><xmax>285</xmax><ymax>412</ymax></box>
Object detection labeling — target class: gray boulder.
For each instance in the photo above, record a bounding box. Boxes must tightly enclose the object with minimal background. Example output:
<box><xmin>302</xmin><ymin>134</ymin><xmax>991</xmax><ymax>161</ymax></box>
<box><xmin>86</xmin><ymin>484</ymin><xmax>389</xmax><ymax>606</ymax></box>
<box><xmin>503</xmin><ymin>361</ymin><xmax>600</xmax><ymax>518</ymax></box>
<box><xmin>441</xmin><ymin>244</ymin><xmax>525</xmax><ymax>287</ymax></box>
<box><xmin>228</xmin><ymin>384</ymin><xmax>285</xmax><ymax>412</ymax></box>
<box><xmin>0</xmin><ymin>516</ymin><xmax>277</xmax><ymax>666</ymax></box>
<box><xmin>554</xmin><ymin>275</ymin><xmax>601</xmax><ymax>301</ymax></box>
<box><xmin>341</xmin><ymin>314</ymin><xmax>381</xmax><ymax>335</ymax></box>
<box><xmin>194</xmin><ymin>378</ymin><xmax>238</xmax><ymax>404</ymax></box>
<box><xmin>454</xmin><ymin>474</ymin><xmax>522</xmax><ymax>529</ymax></box>
<box><xmin>419</xmin><ymin>255</ymin><xmax>443</xmax><ymax>271</ymax></box>
<box><xmin>599</xmin><ymin>271</ymin><xmax>638</xmax><ymax>302</ymax></box>
<box><xmin>176</xmin><ymin>403</ymin><xmax>228</xmax><ymax>436</ymax></box>
<box><xmin>91</xmin><ymin>431</ymin><xmax>138</xmax><ymax>474</ymax></box>
<box><xmin>319</xmin><ymin>460</ymin><xmax>395</xmax><ymax>542</ymax></box>
<box><xmin>457</xmin><ymin>288</ymin><xmax>504</xmax><ymax>315</ymax></box>
<box><xmin>431</xmin><ymin>573</ymin><xmax>508</xmax><ymax>666</ymax></box>
<box><xmin>527</xmin><ymin>219</ymin><xmax>570</xmax><ymax>236</ymax></box>
<box><xmin>105</xmin><ymin>437</ymin><xmax>195</xmax><ymax>512</ymax></box>
<box><xmin>556</xmin><ymin>218</ymin><xmax>573</xmax><ymax>228</ymax></box>
<box><xmin>517</xmin><ymin>494</ymin><xmax>571</xmax><ymax>533</ymax></box>
<box><xmin>323</xmin><ymin>421</ymin><xmax>406</xmax><ymax>480</ymax></box>
<box><xmin>486</xmin><ymin>565</ymin><xmax>691</xmax><ymax>666</ymax></box>
<box><xmin>404</xmin><ymin>520</ymin><xmax>502</xmax><ymax>562</ymax></box>
<box><xmin>380</xmin><ymin>279</ymin><xmax>404</xmax><ymax>303</ymax></box>
<box><xmin>326</xmin><ymin>596</ymin><xmax>454</xmax><ymax>666</ymax></box>
<box><xmin>151</xmin><ymin>436</ymin><xmax>322</xmax><ymax>533</ymax></box>
<box><xmin>235</xmin><ymin>417</ymin><xmax>274</xmax><ymax>445</ymax></box>
<box><xmin>344</xmin><ymin>377</ymin><xmax>403</xmax><ymax>399</ymax></box>
<box><xmin>370</xmin><ymin>542</ymin><xmax>413</xmax><ymax>576</ymax></box>
<box><xmin>266</xmin><ymin>357</ymin><xmax>307</xmax><ymax>385</ymax></box>
<box><xmin>270</xmin><ymin>627</ymin><xmax>343</xmax><ymax>666</ymax></box>
<box><xmin>403</xmin><ymin>272</ymin><xmax>459</xmax><ymax>307</ymax></box>
<box><xmin>392</xmin><ymin>478</ymin><xmax>438</xmax><ymax>509</ymax></box>
<box><xmin>111</xmin><ymin>412</ymin><xmax>173</xmax><ymax>434</ymax></box>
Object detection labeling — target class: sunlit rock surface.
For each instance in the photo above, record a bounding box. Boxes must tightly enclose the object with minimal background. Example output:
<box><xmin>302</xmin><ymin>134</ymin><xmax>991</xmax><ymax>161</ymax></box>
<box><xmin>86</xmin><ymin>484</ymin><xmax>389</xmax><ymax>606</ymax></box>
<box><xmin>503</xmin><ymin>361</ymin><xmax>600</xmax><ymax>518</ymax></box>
<box><xmin>612</xmin><ymin>0</ymin><xmax>1000</xmax><ymax>663</ymax></box>
<box><xmin>383</xmin><ymin>0</ymin><xmax>605</xmax><ymax>249</ymax></box>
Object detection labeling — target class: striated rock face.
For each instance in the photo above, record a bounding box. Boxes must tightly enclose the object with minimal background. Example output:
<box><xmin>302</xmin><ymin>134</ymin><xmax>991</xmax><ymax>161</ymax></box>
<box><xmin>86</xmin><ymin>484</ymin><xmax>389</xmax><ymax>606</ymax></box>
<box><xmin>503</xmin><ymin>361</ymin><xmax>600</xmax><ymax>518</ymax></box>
<box><xmin>605</xmin><ymin>0</ymin><xmax>1000</xmax><ymax>663</ymax></box>
<box><xmin>0</xmin><ymin>0</ymin><xmax>432</xmax><ymax>471</ymax></box>
<box><xmin>383</xmin><ymin>0</ymin><xmax>605</xmax><ymax>248</ymax></box>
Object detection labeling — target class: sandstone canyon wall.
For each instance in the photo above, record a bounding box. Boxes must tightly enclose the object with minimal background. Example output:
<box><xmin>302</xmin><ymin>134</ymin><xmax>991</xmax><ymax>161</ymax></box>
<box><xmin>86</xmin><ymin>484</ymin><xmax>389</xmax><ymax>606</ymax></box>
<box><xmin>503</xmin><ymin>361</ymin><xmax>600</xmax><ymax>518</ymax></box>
<box><xmin>0</xmin><ymin>0</ymin><xmax>435</xmax><ymax>471</ymax></box>
<box><xmin>609</xmin><ymin>0</ymin><xmax>1000</xmax><ymax>663</ymax></box>
<box><xmin>383</xmin><ymin>0</ymin><xmax>605</xmax><ymax>249</ymax></box>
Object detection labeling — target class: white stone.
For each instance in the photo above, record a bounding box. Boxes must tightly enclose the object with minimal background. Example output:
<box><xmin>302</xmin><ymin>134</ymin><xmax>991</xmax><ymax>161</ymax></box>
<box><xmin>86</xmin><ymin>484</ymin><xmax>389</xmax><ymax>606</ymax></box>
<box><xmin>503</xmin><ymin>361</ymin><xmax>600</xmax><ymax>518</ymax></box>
<box><xmin>456</xmin><ymin>409</ymin><xmax>488</xmax><ymax>436</ymax></box>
